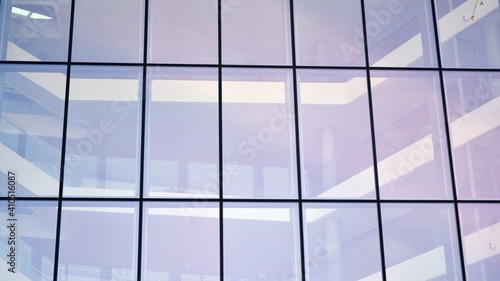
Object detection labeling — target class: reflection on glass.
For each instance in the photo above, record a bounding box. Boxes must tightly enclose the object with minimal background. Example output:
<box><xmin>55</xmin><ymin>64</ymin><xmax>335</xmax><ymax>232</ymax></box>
<box><xmin>146</xmin><ymin>67</ymin><xmax>218</xmax><ymax>197</ymax></box>
<box><xmin>143</xmin><ymin>202</ymin><xmax>219</xmax><ymax>280</ymax></box>
<box><xmin>381</xmin><ymin>203</ymin><xmax>462</xmax><ymax>280</ymax></box>
<box><xmin>64</xmin><ymin>66</ymin><xmax>142</xmax><ymax>197</ymax></box>
<box><xmin>224</xmin><ymin>202</ymin><xmax>300</xmax><ymax>281</ymax></box>
<box><xmin>293</xmin><ymin>0</ymin><xmax>365</xmax><ymax>66</ymax></box>
<box><xmin>222</xmin><ymin>68</ymin><xmax>297</xmax><ymax>198</ymax></box>
<box><xmin>0</xmin><ymin>64</ymin><xmax>66</xmax><ymax>196</ymax></box>
<box><xmin>443</xmin><ymin>71</ymin><xmax>500</xmax><ymax>199</ymax></box>
<box><xmin>222</xmin><ymin>0</ymin><xmax>291</xmax><ymax>65</ymax></box>
<box><xmin>148</xmin><ymin>0</ymin><xmax>217</xmax><ymax>64</ymax></box>
<box><xmin>371</xmin><ymin>70</ymin><xmax>452</xmax><ymax>199</ymax></box>
<box><xmin>458</xmin><ymin>203</ymin><xmax>500</xmax><ymax>280</ymax></box>
<box><xmin>0</xmin><ymin>0</ymin><xmax>71</xmax><ymax>61</ymax></box>
<box><xmin>303</xmin><ymin>203</ymin><xmax>382</xmax><ymax>280</ymax></box>
<box><xmin>298</xmin><ymin>69</ymin><xmax>374</xmax><ymax>199</ymax></box>
<box><xmin>0</xmin><ymin>200</ymin><xmax>57</xmax><ymax>280</ymax></box>
<box><xmin>72</xmin><ymin>0</ymin><xmax>144</xmax><ymax>63</ymax></box>
<box><xmin>363</xmin><ymin>0</ymin><xmax>437</xmax><ymax>67</ymax></box>
<box><xmin>436</xmin><ymin>0</ymin><xmax>500</xmax><ymax>68</ymax></box>
<box><xmin>58</xmin><ymin>201</ymin><xmax>138</xmax><ymax>281</ymax></box>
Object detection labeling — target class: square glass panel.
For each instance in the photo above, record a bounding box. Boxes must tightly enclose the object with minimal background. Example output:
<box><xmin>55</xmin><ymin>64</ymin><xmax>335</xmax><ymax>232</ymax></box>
<box><xmin>71</xmin><ymin>0</ymin><xmax>144</xmax><ymax>63</ymax></box>
<box><xmin>222</xmin><ymin>0</ymin><xmax>292</xmax><ymax>65</ymax></box>
<box><xmin>0</xmin><ymin>0</ymin><xmax>71</xmax><ymax>61</ymax></box>
<box><xmin>458</xmin><ymin>203</ymin><xmax>500</xmax><ymax>280</ymax></box>
<box><xmin>148</xmin><ymin>0</ymin><xmax>217</xmax><ymax>64</ymax></box>
<box><xmin>303</xmin><ymin>203</ymin><xmax>382</xmax><ymax>281</ymax></box>
<box><xmin>371</xmin><ymin>70</ymin><xmax>453</xmax><ymax>199</ymax></box>
<box><xmin>0</xmin><ymin>64</ymin><xmax>66</xmax><ymax>197</ymax></box>
<box><xmin>297</xmin><ymin>69</ymin><xmax>375</xmax><ymax>199</ymax></box>
<box><xmin>57</xmin><ymin>201</ymin><xmax>138</xmax><ymax>281</ymax></box>
<box><xmin>143</xmin><ymin>202</ymin><xmax>219</xmax><ymax>280</ymax></box>
<box><xmin>293</xmin><ymin>0</ymin><xmax>365</xmax><ymax>66</ymax></box>
<box><xmin>443</xmin><ymin>71</ymin><xmax>500</xmax><ymax>199</ymax></box>
<box><xmin>381</xmin><ymin>203</ymin><xmax>462</xmax><ymax>281</ymax></box>
<box><xmin>146</xmin><ymin>67</ymin><xmax>218</xmax><ymax>198</ymax></box>
<box><xmin>63</xmin><ymin>65</ymin><xmax>142</xmax><ymax>197</ymax></box>
<box><xmin>436</xmin><ymin>0</ymin><xmax>500</xmax><ymax>68</ymax></box>
<box><xmin>223</xmin><ymin>202</ymin><xmax>301</xmax><ymax>281</ymax></box>
<box><xmin>222</xmin><ymin>68</ymin><xmax>298</xmax><ymax>198</ymax></box>
<box><xmin>363</xmin><ymin>0</ymin><xmax>438</xmax><ymax>67</ymax></box>
<box><xmin>0</xmin><ymin>200</ymin><xmax>58</xmax><ymax>280</ymax></box>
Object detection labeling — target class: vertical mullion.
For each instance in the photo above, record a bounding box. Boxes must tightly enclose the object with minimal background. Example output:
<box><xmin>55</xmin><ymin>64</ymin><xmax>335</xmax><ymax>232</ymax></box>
<box><xmin>218</xmin><ymin>1</ymin><xmax>224</xmax><ymax>281</ymax></box>
<box><xmin>359</xmin><ymin>0</ymin><xmax>387</xmax><ymax>280</ymax></box>
<box><xmin>53</xmin><ymin>0</ymin><xmax>77</xmax><ymax>279</ymax></box>
<box><xmin>429</xmin><ymin>1</ymin><xmax>467</xmax><ymax>280</ymax></box>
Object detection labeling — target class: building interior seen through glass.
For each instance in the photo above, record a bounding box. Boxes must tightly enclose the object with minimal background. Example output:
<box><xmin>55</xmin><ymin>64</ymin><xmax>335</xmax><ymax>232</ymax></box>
<box><xmin>0</xmin><ymin>0</ymin><xmax>499</xmax><ymax>280</ymax></box>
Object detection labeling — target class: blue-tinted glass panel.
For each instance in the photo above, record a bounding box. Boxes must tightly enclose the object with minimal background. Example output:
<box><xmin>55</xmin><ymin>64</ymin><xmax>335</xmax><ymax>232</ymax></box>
<box><xmin>146</xmin><ymin>67</ymin><xmax>218</xmax><ymax>198</ymax></box>
<box><xmin>148</xmin><ymin>0</ymin><xmax>217</xmax><ymax>64</ymax></box>
<box><xmin>363</xmin><ymin>0</ymin><xmax>438</xmax><ymax>67</ymax></box>
<box><xmin>222</xmin><ymin>68</ymin><xmax>297</xmax><ymax>198</ymax></box>
<box><xmin>0</xmin><ymin>200</ymin><xmax>58</xmax><ymax>280</ymax></box>
<box><xmin>293</xmin><ymin>0</ymin><xmax>365</xmax><ymax>66</ymax></box>
<box><xmin>436</xmin><ymin>0</ymin><xmax>500</xmax><ymax>68</ymax></box>
<box><xmin>371</xmin><ymin>70</ymin><xmax>453</xmax><ymax>199</ymax></box>
<box><xmin>143</xmin><ymin>202</ymin><xmax>219</xmax><ymax>280</ymax></box>
<box><xmin>303</xmin><ymin>203</ymin><xmax>382</xmax><ymax>280</ymax></box>
<box><xmin>458</xmin><ymin>203</ymin><xmax>500</xmax><ymax>280</ymax></box>
<box><xmin>64</xmin><ymin>66</ymin><xmax>142</xmax><ymax>197</ymax></box>
<box><xmin>443</xmin><ymin>71</ymin><xmax>500</xmax><ymax>199</ymax></box>
<box><xmin>71</xmin><ymin>0</ymin><xmax>144</xmax><ymax>63</ymax></box>
<box><xmin>381</xmin><ymin>203</ymin><xmax>462</xmax><ymax>280</ymax></box>
<box><xmin>0</xmin><ymin>0</ymin><xmax>71</xmax><ymax>61</ymax></box>
<box><xmin>224</xmin><ymin>202</ymin><xmax>300</xmax><ymax>281</ymax></box>
<box><xmin>0</xmin><ymin>64</ymin><xmax>66</xmax><ymax>197</ymax></box>
<box><xmin>222</xmin><ymin>0</ymin><xmax>292</xmax><ymax>65</ymax></box>
<box><xmin>298</xmin><ymin>69</ymin><xmax>375</xmax><ymax>199</ymax></box>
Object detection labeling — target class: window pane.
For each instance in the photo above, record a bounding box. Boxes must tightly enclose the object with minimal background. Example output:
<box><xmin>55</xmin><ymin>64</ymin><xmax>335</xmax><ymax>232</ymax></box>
<box><xmin>0</xmin><ymin>64</ymin><xmax>66</xmax><ymax>197</ymax></box>
<box><xmin>443</xmin><ymin>71</ymin><xmax>500</xmax><ymax>199</ymax></box>
<box><xmin>298</xmin><ymin>69</ymin><xmax>375</xmax><ymax>199</ymax></box>
<box><xmin>146</xmin><ymin>67</ymin><xmax>218</xmax><ymax>198</ymax></box>
<box><xmin>72</xmin><ymin>0</ymin><xmax>144</xmax><ymax>63</ymax></box>
<box><xmin>293</xmin><ymin>0</ymin><xmax>365</xmax><ymax>66</ymax></box>
<box><xmin>64</xmin><ymin>66</ymin><xmax>142</xmax><ymax>197</ymax></box>
<box><xmin>0</xmin><ymin>200</ymin><xmax>58</xmax><ymax>280</ymax></box>
<box><xmin>224</xmin><ymin>202</ymin><xmax>300</xmax><ymax>281</ymax></box>
<box><xmin>143</xmin><ymin>202</ymin><xmax>219</xmax><ymax>280</ymax></box>
<box><xmin>371</xmin><ymin>70</ymin><xmax>453</xmax><ymax>199</ymax></box>
<box><xmin>436</xmin><ymin>0</ymin><xmax>500</xmax><ymax>68</ymax></box>
<box><xmin>364</xmin><ymin>0</ymin><xmax>438</xmax><ymax>67</ymax></box>
<box><xmin>0</xmin><ymin>0</ymin><xmax>71</xmax><ymax>61</ymax></box>
<box><xmin>58</xmin><ymin>201</ymin><xmax>138</xmax><ymax>281</ymax></box>
<box><xmin>381</xmin><ymin>203</ymin><xmax>462</xmax><ymax>280</ymax></box>
<box><xmin>222</xmin><ymin>0</ymin><xmax>291</xmax><ymax>65</ymax></box>
<box><xmin>303</xmin><ymin>203</ymin><xmax>382</xmax><ymax>280</ymax></box>
<box><xmin>458</xmin><ymin>203</ymin><xmax>500</xmax><ymax>280</ymax></box>
<box><xmin>148</xmin><ymin>0</ymin><xmax>217</xmax><ymax>64</ymax></box>
<box><xmin>222</xmin><ymin>68</ymin><xmax>297</xmax><ymax>198</ymax></box>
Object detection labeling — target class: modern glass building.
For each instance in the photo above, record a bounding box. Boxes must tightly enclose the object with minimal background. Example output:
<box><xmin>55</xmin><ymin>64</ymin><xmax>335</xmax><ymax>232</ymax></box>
<box><xmin>0</xmin><ymin>0</ymin><xmax>499</xmax><ymax>280</ymax></box>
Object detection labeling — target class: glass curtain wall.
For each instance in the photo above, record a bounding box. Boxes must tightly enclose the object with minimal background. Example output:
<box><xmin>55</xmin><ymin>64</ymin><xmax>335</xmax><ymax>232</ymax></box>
<box><xmin>0</xmin><ymin>0</ymin><xmax>499</xmax><ymax>280</ymax></box>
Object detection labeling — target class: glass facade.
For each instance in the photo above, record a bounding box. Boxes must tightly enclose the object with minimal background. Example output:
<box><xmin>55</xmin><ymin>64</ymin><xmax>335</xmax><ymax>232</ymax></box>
<box><xmin>0</xmin><ymin>0</ymin><xmax>499</xmax><ymax>280</ymax></box>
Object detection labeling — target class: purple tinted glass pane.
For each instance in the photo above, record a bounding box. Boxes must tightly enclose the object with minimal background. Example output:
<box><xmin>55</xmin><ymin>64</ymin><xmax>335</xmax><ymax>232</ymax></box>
<box><xmin>143</xmin><ymin>202</ymin><xmax>219</xmax><ymax>280</ymax></box>
<box><xmin>293</xmin><ymin>0</ymin><xmax>365</xmax><ymax>66</ymax></box>
<box><xmin>371</xmin><ymin>70</ymin><xmax>453</xmax><ymax>199</ymax></box>
<box><xmin>381</xmin><ymin>203</ymin><xmax>462</xmax><ymax>280</ymax></box>
<box><xmin>303</xmin><ymin>203</ymin><xmax>382</xmax><ymax>280</ymax></box>
<box><xmin>298</xmin><ymin>69</ymin><xmax>375</xmax><ymax>199</ymax></box>
<box><xmin>224</xmin><ymin>202</ymin><xmax>301</xmax><ymax>281</ymax></box>
<box><xmin>146</xmin><ymin>67</ymin><xmax>218</xmax><ymax>198</ymax></box>
<box><xmin>222</xmin><ymin>68</ymin><xmax>298</xmax><ymax>198</ymax></box>
<box><xmin>443</xmin><ymin>71</ymin><xmax>500</xmax><ymax>199</ymax></box>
